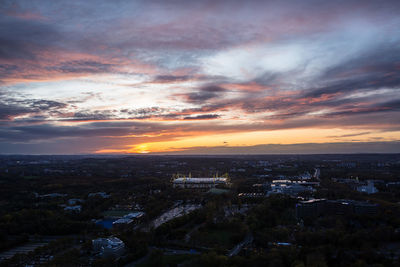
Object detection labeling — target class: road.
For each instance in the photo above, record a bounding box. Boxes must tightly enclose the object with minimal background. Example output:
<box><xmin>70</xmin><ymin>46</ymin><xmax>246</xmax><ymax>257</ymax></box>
<box><xmin>227</xmin><ymin>233</ymin><xmax>253</xmax><ymax>257</ymax></box>
<box><xmin>150</xmin><ymin>204</ymin><xmax>202</xmax><ymax>229</ymax></box>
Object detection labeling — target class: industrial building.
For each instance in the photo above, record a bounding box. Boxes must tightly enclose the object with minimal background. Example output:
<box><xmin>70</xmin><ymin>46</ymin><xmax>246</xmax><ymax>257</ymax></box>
<box><xmin>357</xmin><ymin>180</ymin><xmax>379</xmax><ymax>194</ymax></box>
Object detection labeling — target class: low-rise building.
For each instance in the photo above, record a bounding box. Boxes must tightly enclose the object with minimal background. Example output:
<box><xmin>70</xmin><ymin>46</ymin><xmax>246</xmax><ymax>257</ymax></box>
<box><xmin>111</xmin><ymin>212</ymin><xmax>145</xmax><ymax>228</ymax></box>
<box><xmin>67</xmin><ymin>198</ymin><xmax>84</xmax><ymax>205</ymax></box>
<box><xmin>39</xmin><ymin>193</ymin><xmax>68</xmax><ymax>198</ymax></box>
<box><xmin>64</xmin><ymin>205</ymin><xmax>81</xmax><ymax>213</ymax></box>
<box><xmin>387</xmin><ymin>181</ymin><xmax>400</xmax><ymax>188</ymax></box>
<box><xmin>268</xmin><ymin>180</ymin><xmax>317</xmax><ymax>196</ymax></box>
<box><xmin>88</xmin><ymin>192</ymin><xmax>110</xmax><ymax>198</ymax></box>
<box><xmin>238</xmin><ymin>192</ymin><xmax>265</xmax><ymax>198</ymax></box>
<box><xmin>295</xmin><ymin>199</ymin><xmax>326</xmax><ymax>218</ymax></box>
<box><xmin>357</xmin><ymin>180</ymin><xmax>378</xmax><ymax>194</ymax></box>
<box><xmin>92</xmin><ymin>237</ymin><xmax>125</xmax><ymax>258</ymax></box>
<box><xmin>331</xmin><ymin>177</ymin><xmax>360</xmax><ymax>190</ymax></box>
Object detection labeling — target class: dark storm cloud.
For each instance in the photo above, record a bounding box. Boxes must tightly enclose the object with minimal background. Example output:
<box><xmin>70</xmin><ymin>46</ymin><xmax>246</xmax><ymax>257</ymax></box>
<box><xmin>304</xmin><ymin>46</ymin><xmax>400</xmax><ymax>98</ymax></box>
<box><xmin>304</xmin><ymin>72</ymin><xmax>400</xmax><ymax>99</ymax></box>
<box><xmin>328</xmin><ymin>132</ymin><xmax>371</xmax><ymax>138</ymax></box>
<box><xmin>65</xmin><ymin>107</ymin><xmax>170</xmax><ymax>121</ymax></box>
<box><xmin>67</xmin><ymin>108</ymin><xmax>219</xmax><ymax>121</ymax></box>
<box><xmin>120</xmin><ymin>107</ymin><xmax>165</xmax><ymax>116</ymax></box>
<box><xmin>46</xmin><ymin>60</ymin><xmax>115</xmax><ymax>74</ymax></box>
<box><xmin>0</xmin><ymin>121</ymin><xmax>148</xmax><ymax>142</ymax></box>
<box><xmin>321</xmin><ymin>43</ymin><xmax>400</xmax><ymax>80</ymax></box>
<box><xmin>1</xmin><ymin>109</ymin><xmax>399</xmax><ymax>143</ymax></box>
<box><xmin>151</xmin><ymin>75</ymin><xmax>193</xmax><ymax>83</ymax></box>
<box><xmin>0</xmin><ymin>15</ymin><xmax>61</xmax><ymax>60</ymax></box>
<box><xmin>323</xmin><ymin>99</ymin><xmax>400</xmax><ymax>117</ymax></box>
<box><xmin>30</xmin><ymin>100</ymin><xmax>67</xmax><ymax>109</ymax></box>
<box><xmin>183</xmin><ymin>114</ymin><xmax>220</xmax><ymax>120</ymax></box>
<box><xmin>180</xmin><ymin>53</ymin><xmax>400</xmax><ymax>118</ymax></box>
<box><xmin>71</xmin><ymin>110</ymin><xmax>115</xmax><ymax>121</ymax></box>
<box><xmin>175</xmin><ymin>85</ymin><xmax>227</xmax><ymax>104</ymax></box>
<box><xmin>381</xmin><ymin>99</ymin><xmax>400</xmax><ymax>109</ymax></box>
<box><xmin>0</xmin><ymin>95</ymin><xmax>68</xmax><ymax>120</ymax></box>
<box><xmin>0</xmin><ymin>102</ymin><xmax>31</xmax><ymax>120</ymax></box>
<box><xmin>0</xmin><ymin>64</ymin><xmax>18</xmax><ymax>79</ymax></box>
<box><xmin>0</xmin><ymin>6</ymin><xmax>130</xmax><ymax>83</ymax></box>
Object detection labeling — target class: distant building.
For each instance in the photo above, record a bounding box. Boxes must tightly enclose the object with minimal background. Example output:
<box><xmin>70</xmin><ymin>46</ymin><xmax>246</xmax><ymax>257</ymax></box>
<box><xmin>332</xmin><ymin>177</ymin><xmax>360</xmax><ymax>190</ymax></box>
<box><xmin>88</xmin><ymin>192</ymin><xmax>110</xmax><ymax>198</ymax></box>
<box><xmin>39</xmin><ymin>193</ymin><xmax>68</xmax><ymax>198</ymax></box>
<box><xmin>298</xmin><ymin>172</ymin><xmax>312</xmax><ymax>180</ymax></box>
<box><xmin>332</xmin><ymin>177</ymin><xmax>359</xmax><ymax>184</ymax></box>
<box><xmin>357</xmin><ymin>180</ymin><xmax>378</xmax><ymax>194</ymax></box>
<box><xmin>92</xmin><ymin>237</ymin><xmax>125</xmax><ymax>258</ymax></box>
<box><xmin>112</xmin><ymin>211</ymin><xmax>145</xmax><ymax>228</ymax></box>
<box><xmin>64</xmin><ymin>205</ymin><xmax>81</xmax><ymax>213</ymax></box>
<box><xmin>257</xmin><ymin>160</ymin><xmax>271</xmax><ymax>167</ymax></box>
<box><xmin>352</xmin><ymin>201</ymin><xmax>380</xmax><ymax>215</ymax></box>
<box><xmin>238</xmin><ymin>192</ymin><xmax>264</xmax><ymax>198</ymax></box>
<box><xmin>295</xmin><ymin>199</ymin><xmax>326</xmax><ymax>218</ymax></box>
<box><xmin>337</xmin><ymin>162</ymin><xmax>357</xmax><ymax>168</ymax></box>
<box><xmin>268</xmin><ymin>180</ymin><xmax>318</xmax><ymax>196</ymax></box>
<box><xmin>387</xmin><ymin>181</ymin><xmax>400</xmax><ymax>188</ymax></box>
<box><xmin>172</xmin><ymin>177</ymin><xmax>229</xmax><ymax>189</ymax></box>
<box><xmin>313</xmin><ymin>168</ymin><xmax>321</xmax><ymax>179</ymax></box>
<box><xmin>67</xmin><ymin>198</ymin><xmax>84</xmax><ymax>205</ymax></box>
<box><xmin>296</xmin><ymin>199</ymin><xmax>379</xmax><ymax>219</ymax></box>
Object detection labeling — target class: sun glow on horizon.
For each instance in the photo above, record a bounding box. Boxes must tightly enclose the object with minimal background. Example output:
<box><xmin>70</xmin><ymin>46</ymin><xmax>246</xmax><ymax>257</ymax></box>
<box><xmin>94</xmin><ymin>128</ymin><xmax>400</xmax><ymax>154</ymax></box>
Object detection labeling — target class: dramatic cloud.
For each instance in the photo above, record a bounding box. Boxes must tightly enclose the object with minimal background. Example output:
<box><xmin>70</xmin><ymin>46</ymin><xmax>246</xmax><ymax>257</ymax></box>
<box><xmin>0</xmin><ymin>0</ymin><xmax>400</xmax><ymax>154</ymax></box>
<box><xmin>175</xmin><ymin>85</ymin><xmax>227</xmax><ymax>104</ymax></box>
<box><xmin>183</xmin><ymin>114</ymin><xmax>220</xmax><ymax>120</ymax></box>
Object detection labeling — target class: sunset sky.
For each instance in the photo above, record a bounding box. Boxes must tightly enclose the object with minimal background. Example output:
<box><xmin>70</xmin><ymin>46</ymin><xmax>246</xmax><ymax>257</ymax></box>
<box><xmin>1</xmin><ymin>0</ymin><xmax>400</xmax><ymax>154</ymax></box>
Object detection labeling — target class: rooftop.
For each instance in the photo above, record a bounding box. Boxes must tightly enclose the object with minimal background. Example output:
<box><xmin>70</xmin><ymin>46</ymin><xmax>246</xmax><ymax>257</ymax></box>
<box><xmin>173</xmin><ymin>177</ymin><xmax>228</xmax><ymax>183</ymax></box>
<box><xmin>113</xmin><ymin>218</ymin><xmax>133</xmax><ymax>225</ymax></box>
<box><xmin>124</xmin><ymin>211</ymin><xmax>145</xmax><ymax>219</ymax></box>
<box><xmin>299</xmin><ymin>198</ymin><xmax>326</xmax><ymax>204</ymax></box>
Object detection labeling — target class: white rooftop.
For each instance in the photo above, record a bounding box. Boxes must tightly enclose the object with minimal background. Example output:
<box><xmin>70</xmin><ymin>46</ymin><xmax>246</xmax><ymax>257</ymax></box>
<box><xmin>124</xmin><ymin>211</ymin><xmax>145</xmax><ymax>219</ymax></box>
<box><xmin>113</xmin><ymin>218</ymin><xmax>133</xmax><ymax>224</ymax></box>
<box><xmin>107</xmin><ymin>237</ymin><xmax>124</xmax><ymax>246</ymax></box>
